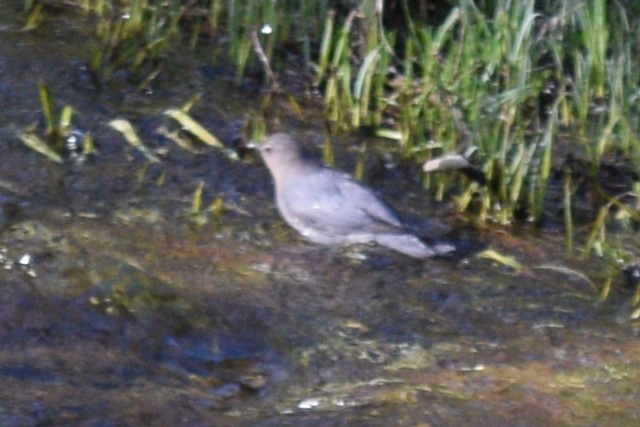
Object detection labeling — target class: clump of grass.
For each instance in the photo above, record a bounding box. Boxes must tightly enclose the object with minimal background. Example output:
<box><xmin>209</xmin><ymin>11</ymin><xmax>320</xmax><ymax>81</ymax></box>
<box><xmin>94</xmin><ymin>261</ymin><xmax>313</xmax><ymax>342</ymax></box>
<box><xmin>188</xmin><ymin>180</ymin><xmax>225</xmax><ymax>229</ymax></box>
<box><xmin>109</xmin><ymin>92</ymin><xmax>236</xmax><ymax>161</ymax></box>
<box><xmin>311</xmin><ymin>1</ymin><xmax>640</xmax><ymax>234</ymax></box>
<box><xmin>90</xmin><ymin>1</ymin><xmax>186</xmax><ymax>86</ymax></box>
<box><xmin>25</xmin><ymin>0</ymin><xmax>331</xmax><ymax>86</ymax></box>
<box><xmin>19</xmin><ymin>80</ymin><xmax>94</xmax><ymax>163</ymax></box>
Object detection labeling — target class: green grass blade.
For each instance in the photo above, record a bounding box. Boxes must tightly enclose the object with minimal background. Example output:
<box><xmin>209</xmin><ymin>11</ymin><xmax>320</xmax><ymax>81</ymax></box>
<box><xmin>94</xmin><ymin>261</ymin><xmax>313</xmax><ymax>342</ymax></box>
<box><xmin>164</xmin><ymin>109</ymin><xmax>223</xmax><ymax>148</ymax></box>
<box><xmin>109</xmin><ymin>119</ymin><xmax>161</xmax><ymax>163</ymax></box>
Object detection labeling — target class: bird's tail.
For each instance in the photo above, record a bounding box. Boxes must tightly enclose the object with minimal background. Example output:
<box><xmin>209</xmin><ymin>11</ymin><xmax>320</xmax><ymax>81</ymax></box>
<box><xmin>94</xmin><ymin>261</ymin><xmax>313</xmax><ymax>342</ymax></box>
<box><xmin>375</xmin><ymin>234</ymin><xmax>455</xmax><ymax>259</ymax></box>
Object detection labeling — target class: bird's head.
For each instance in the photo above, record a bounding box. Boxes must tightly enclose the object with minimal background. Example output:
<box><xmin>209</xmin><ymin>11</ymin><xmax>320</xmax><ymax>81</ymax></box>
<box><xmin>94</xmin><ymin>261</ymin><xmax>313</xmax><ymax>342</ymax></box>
<box><xmin>255</xmin><ymin>133</ymin><xmax>310</xmax><ymax>181</ymax></box>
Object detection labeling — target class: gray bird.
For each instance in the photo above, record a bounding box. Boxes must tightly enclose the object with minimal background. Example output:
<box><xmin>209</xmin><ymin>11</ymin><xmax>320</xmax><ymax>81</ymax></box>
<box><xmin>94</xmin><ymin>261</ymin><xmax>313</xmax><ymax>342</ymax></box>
<box><xmin>256</xmin><ymin>133</ymin><xmax>454</xmax><ymax>259</ymax></box>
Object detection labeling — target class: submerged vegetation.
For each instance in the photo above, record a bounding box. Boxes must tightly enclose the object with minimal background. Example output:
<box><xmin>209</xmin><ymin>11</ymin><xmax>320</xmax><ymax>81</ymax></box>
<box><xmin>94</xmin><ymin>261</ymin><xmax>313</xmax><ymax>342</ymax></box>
<box><xmin>20</xmin><ymin>2</ymin><xmax>640</xmax><ymax>267</ymax></box>
<box><xmin>18</xmin><ymin>80</ymin><xmax>94</xmax><ymax>163</ymax></box>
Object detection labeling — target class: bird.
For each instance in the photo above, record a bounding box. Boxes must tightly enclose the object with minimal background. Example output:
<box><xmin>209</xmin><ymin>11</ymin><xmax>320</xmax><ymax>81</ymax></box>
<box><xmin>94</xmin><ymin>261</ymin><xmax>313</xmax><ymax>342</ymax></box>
<box><xmin>255</xmin><ymin>133</ymin><xmax>454</xmax><ymax>259</ymax></box>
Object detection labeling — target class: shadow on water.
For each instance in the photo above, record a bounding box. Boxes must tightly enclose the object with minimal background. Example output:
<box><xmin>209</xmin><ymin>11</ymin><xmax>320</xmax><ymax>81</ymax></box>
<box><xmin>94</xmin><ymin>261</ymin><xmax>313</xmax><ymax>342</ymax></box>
<box><xmin>1</xmin><ymin>2</ymin><xmax>640</xmax><ymax>426</ymax></box>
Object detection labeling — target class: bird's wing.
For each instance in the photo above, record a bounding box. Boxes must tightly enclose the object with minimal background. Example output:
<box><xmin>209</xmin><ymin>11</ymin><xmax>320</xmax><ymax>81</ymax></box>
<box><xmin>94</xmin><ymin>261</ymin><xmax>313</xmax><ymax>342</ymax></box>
<box><xmin>336</xmin><ymin>178</ymin><xmax>403</xmax><ymax>229</ymax></box>
<box><xmin>280</xmin><ymin>169</ymin><xmax>402</xmax><ymax>234</ymax></box>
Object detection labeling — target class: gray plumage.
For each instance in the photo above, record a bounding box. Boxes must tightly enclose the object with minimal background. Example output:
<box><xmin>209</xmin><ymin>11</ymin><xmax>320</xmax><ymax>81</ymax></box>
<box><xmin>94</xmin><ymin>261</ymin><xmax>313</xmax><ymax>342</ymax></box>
<box><xmin>257</xmin><ymin>133</ymin><xmax>453</xmax><ymax>259</ymax></box>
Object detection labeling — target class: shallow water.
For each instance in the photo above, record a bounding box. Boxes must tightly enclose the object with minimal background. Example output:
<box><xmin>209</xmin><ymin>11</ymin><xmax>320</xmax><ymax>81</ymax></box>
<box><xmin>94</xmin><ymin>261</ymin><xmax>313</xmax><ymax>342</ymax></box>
<box><xmin>1</xmin><ymin>2</ymin><xmax>639</xmax><ymax>426</ymax></box>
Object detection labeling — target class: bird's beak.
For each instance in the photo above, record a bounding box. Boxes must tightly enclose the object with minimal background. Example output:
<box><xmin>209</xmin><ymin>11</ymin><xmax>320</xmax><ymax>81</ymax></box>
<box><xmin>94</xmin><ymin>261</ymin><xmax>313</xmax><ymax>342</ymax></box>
<box><xmin>246</xmin><ymin>140</ymin><xmax>260</xmax><ymax>151</ymax></box>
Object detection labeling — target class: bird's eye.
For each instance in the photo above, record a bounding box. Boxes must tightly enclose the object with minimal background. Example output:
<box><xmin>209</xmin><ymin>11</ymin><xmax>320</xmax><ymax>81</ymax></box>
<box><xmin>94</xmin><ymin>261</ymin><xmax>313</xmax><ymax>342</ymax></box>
<box><xmin>263</xmin><ymin>146</ymin><xmax>272</xmax><ymax>154</ymax></box>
